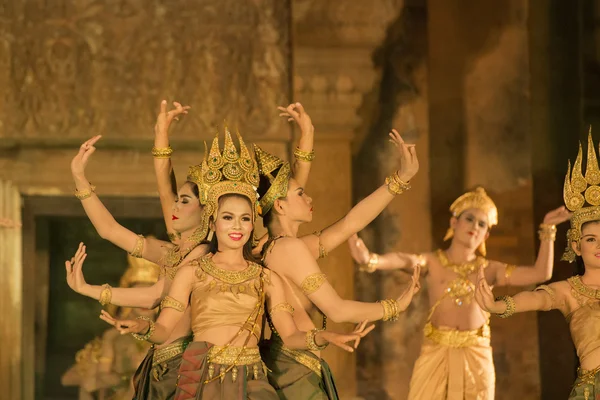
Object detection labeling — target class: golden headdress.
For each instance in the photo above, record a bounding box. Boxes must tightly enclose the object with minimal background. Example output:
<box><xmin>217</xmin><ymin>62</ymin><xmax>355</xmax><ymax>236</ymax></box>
<box><xmin>187</xmin><ymin>128</ymin><xmax>260</xmax><ymax>237</ymax></box>
<box><xmin>119</xmin><ymin>254</ymin><xmax>161</xmax><ymax>288</ymax></box>
<box><xmin>562</xmin><ymin>130</ymin><xmax>600</xmax><ymax>262</ymax></box>
<box><xmin>443</xmin><ymin>187</ymin><xmax>498</xmax><ymax>256</ymax></box>
<box><xmin>254</xmin><ymin>145</ymin><xmax>291</xmax><ymax>217</ymax></box>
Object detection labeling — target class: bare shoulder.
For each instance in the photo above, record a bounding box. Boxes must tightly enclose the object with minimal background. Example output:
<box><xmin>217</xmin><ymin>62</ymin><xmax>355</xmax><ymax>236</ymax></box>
<box><xmin>546</xmin><ymin>280</ymin><xmax>572</xmax><ymax>297</ymax></box>
<box><xmin>146</xmin><ymin>236</ymin><xmax>175</xmax><ymax>250</ymax></box>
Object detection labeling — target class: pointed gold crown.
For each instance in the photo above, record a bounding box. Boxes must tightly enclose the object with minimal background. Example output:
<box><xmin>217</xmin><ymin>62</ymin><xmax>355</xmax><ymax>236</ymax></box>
<box><xmin>188</xmin><ymin>127</ymin><xmax>260</xmax><ymax>237</ymax></box>
<box><xmin>254</xmin><ymin>145</ymin><xmax>291</xmax><ymax>217</ymax></box>
<box><xmin>562</xmin><ymin>129</ymin><xmax>600</xmax><ymax>262</ymax></box>
<box><xmin>119</xmin><ymin>254</ymin><xmax>161</xmax><ymax>288</ymax></box>
<box><xmin>449</xmin><ymin>187</ymin><xmax>498</xmax><ymax>226</ymax></box>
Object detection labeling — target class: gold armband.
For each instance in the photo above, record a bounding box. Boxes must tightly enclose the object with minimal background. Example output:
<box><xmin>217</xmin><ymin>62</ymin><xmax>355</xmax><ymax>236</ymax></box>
<box><xmin>152</xmin><ymin>146</ymin><xmax>173</xmax><ymax>159</ymax></box>
<box><xmin>306</xmin><ymin>328</ymin><xmax>327</xmax><ymax>351</ymax></box>
<box><xmin>131</xmin><ymin>316</ymin><xmax>155</xmax><ymax>341</ymax></box>
<box><xmin>538</xmin><ymin>223</ymin><xmax>557</xmax><ymax>241</ymax></box>
<box><xmin>313</xmin><ymin>231</ymin><xmax>328</xmax><ymax>259</ymax></box>
<box><xmin>385</xmin><ymin>173</ymin><xmax>411</xmax><ymax>195</ymax></box>
<box><xmin>496</xmin><ymin>295</ymin><xmax>516</xmax><ymax>318</ymax></box>
<box><xmin>160</xmin><ymin>295</ymin><xmax>185</xmax><ymax>312</ymax></box>
<box><xmin>360</xmin><ymin>253</ymin><xmax>379</xmax><ymax>273</ymax></box>
<box><xmin>75</xmin><ymin>184</ymin><xmax>96</xmax><ymax>200</ymax></box>
<box><xmin>504</xmin><ymin>264</ymin><xmax>516</xmax><ymax>279</ymax></box>
<box><xmin>379</xmin><ymin>298</ymin><xmax>400</xmax><ymax>322</ymax></box>
<box><xmin>270</xmin><ymin>302</ymin><xmax>295</xmax><ymax>316</ymax></box>
<box><xmin>99</xmin><ymin>284</ymin><xmax>112</xmax><ymax>306</ymax></box>
<box><xmin>301</xmin><ymin>273</ymin><xmax>327</xmax><ymax>295</ymax></box>
<box><xmin>129</xmin><ymin>235</ymin><xmax>144</xmax><ymax>258</ymax></box>
<box><xmin>535</xmin><ymin>284</ymin><xmax>556</xmax><ymax>310</ymax></box>
<box><xmin>293</xmin><ymin>147</ymin><xmax>315</xmax><ymax>162</ymax></box>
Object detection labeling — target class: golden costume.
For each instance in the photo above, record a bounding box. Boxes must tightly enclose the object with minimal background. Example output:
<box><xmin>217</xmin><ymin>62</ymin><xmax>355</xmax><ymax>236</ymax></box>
<box><xmin>561</xmin><ymin>132</ymin><xmax>600</xmax><ymax>399</ymax></box>
<box><xmin>408</xmin><ymin>188</ymin><xmax>498</xmax><ymax>400</ymax></box>
<box><xmin>254</xmin><ymin>146</ymin><xmax>339</xmax><ymax>399</ymax></box>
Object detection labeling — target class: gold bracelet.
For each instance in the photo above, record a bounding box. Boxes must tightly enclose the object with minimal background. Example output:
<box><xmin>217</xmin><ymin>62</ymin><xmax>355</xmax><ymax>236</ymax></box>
<box><xmin>131</xmin><ymin>316</ymin><xmax>155</xmax><ymax>341</ymax></box>
<box><xmin>497</xmin><ymin>295</ymin><xmax>516</xmax><ymax>318</ymax></box>
<box><xmin>293</xmin><ymin>147</ymin><xmax>315</xmax><ymax>162</ymax></box>
<box><xmin>75</xmin><ymin>185</ymin><xmax>96</xmax><ymax>200</ymax></box>
<box><xmin>538</xmin><ymin>223</ymin><xmax>557</xmax><ymax>241</ymax></box>
<box><xmin>129</xmin><ymin>235</ymin><xmax>144</xmax><ymax>258</ymax></box>
<box><xmin>379</xmin><ymin>299</ymin><xmax>400</xmax><ymax>322</ymax></box>
<box><xmin>152</xmin><ymin>146</ymin><xmax>173</xmax><ymax>159</ymax></box>
<box><xmin>99</xmin><ymin>284</ymin><xmax>112</xmax><ymax>306</ymax></box>
<box><xmin>305</xmin><ymin>328</ymin><xmax>327</xmax><ymax>351</ymax></box>
<box><xmin>385</xmin><ymin>173</ymin><xmax>411</xmax><ymax>195</ymax></box>
<box><xmin>360</xmin><ymin>253</ymin><xmax>379</xmax><ymax>273</ymax></box>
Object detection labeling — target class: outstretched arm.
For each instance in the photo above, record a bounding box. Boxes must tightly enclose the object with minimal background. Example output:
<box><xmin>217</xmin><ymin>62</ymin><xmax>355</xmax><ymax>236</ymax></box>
<box><xmin>66</xmin><ymin>243</ymin><xmax>167</xmax><ymax>309</ymax></box>
<box><xmin>71</xmin><ymin>136</ymin><xmax>170</xmax><ymax>264</ymax></box>
<box><xmin>267</xmin><ymin>270</ymin><xmax>374</xmax><ymax>352</ymax></box>
<box><xmin>301</xmin><ymin>129</ymin><xmax>419</xmax><ymax>258</ymax></box>
<box><xmin>278</xmin><ymin>103</ymin><xmax>314</xmax><ymax>188</ymax></box>
<box><xmin>347</xmin><ymin>234</ymin><xmax>427</xmax><ymax>274</ymax></box>
<box><xmin>475</xmin><ymin>266</ymin><xmax>567</xmax><ymax>316</ymax></box>
<box><xmin>153</xmin><ymin>100</ymin><xmax>190</xmax><ymax>241</ymax></box>
<box><xmin>494</xmin><ymin>206</ymin><xmax>572</xmax><ymax>287</ymax></box>
<box><xmin>267</xmin><ymin>238</ymin><xmax>420</xmax><ymax>324</ymax></box>
<box><xmin>100</xmin><ymin>265</ymin><xmax>194</xmax><ymax>344</ymax></box>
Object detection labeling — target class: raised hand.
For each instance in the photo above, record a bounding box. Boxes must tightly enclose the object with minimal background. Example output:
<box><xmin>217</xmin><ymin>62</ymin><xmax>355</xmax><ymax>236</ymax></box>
<box><xmin>348</xmin><ymin>234</ymin><xmax>371</xmax><ymax>264</ymax></box>
<box><xmin>278</xmin><ymin>102</ymin><xmax>314</xmax><ymax>135</ymax></box>
<box><xmin>542</xmin><ymin>206</ymin><xmax>572</xmax><ymax>225</ymax></box>
<box><xmin>396</xmin><ymin>264</ymin><xmax>421</xmax><ymax>311</ymax></box>
<box><xmin>389</xmin><ymin>129</ymin><xmax>419</xmax><ymax>182</ymax></box>
<box><xmin>474</xmin><ymin>266</ymin><xmax>505</xmax><ymax>314</ymax></box>
<box><xmin>99</xmin><ymin>310</ymin><xmax>149</xmax><ymax>335</ymax></box>
<box><xmin>65</xmin><ymin>242</ymin><xmax>89</xmax><ymax>294</ymax></box>
<box><xmin>154</xmin><ymin>100</ymin><xmax>190</xmax><ymax>137</ymax></box>
<box><xmin>71</xmin><ymin>135</ymin><xmax>102</xmax><ymax>178</ymax></box>
<box><xmin>318</xmin><ymin>320</ymin><xmax>375</xmax><ymax>352</ymax></box>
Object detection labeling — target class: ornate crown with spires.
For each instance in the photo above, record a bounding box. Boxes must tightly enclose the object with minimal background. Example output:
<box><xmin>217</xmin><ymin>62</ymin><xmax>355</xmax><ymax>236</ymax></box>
<box><xmin>254</xmin><ymin>145</ymin><xmax>291</xmax><ymax>217</ymax></box>
<box><xmin>186</xmin><ymin>127</ymin><xmax>260</xmax><ymax>238</ymax></box>
<box><xmin>562</xmin><ymin>130</ymin><xmax>600</xmax><ymax>262</ymax></box>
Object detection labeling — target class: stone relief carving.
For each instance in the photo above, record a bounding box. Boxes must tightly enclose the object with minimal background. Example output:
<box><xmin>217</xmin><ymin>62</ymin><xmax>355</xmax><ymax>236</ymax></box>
<box><xmin>0</xmin><ymin>0</ymin><xmax>290</xmax><ymax>141</ymax></box>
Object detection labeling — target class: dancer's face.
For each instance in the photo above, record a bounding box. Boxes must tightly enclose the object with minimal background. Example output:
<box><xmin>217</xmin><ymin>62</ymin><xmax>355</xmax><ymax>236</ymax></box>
<box><xmin>573</xmin><ymin>221</ymin><xmax>600</xmax><ymax>269</ymax></box>
<box><xmin>279</xmin><ymin>178</ymin><xmax>313</xmax><ymax>223</ymax></box>
<box><xmin>212</xmin><ymin>195</ymin><xmax>254</xmax><ymax>251</ymax></box>
<box><xmin>172</xmin><ymin>182</ymin><xmax>203</xmax><ymax>233</ymax></box>
<box><xmin>451</xmin><ymin>208</ymin><xmax>490</xmax><ymax>250</ymax></box>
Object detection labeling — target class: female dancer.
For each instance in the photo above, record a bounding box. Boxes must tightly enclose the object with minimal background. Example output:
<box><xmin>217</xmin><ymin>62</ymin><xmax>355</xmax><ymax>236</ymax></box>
<box><xmin>475</xmin><ymin>133</ymin><xmax>600</xmax><ymax>400</ymax></box>
<box><xmin>254</xmin><ymin>127</ymin><xmax>421</xmax><ymax>398</ymax></box>
<box><xmin>90</xmin><ymin>129</ymin><xmax>374</xmax><ymax>398</ymax></box>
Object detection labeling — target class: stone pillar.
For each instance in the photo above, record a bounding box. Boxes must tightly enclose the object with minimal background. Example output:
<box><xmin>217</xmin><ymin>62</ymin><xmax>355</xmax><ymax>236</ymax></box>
<box><xmin>0</xmin><ymin>181</ymin><xmax>23</xmax><ymax>400</ymax></box>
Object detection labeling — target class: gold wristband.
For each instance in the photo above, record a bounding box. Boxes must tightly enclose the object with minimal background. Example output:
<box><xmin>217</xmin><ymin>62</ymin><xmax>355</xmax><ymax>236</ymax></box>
<box><xmin>496</xmin><ymin>295</ymin><xmax>516</xmax><ymax>318</ymax></box>
<box><xmin>75</xmin><ymin>184</ymin><xmax>96</xmax><ymax>200</ymax></box>
<box><xmin>306</xmin><ymin>328</ymin><xmax>327</xmax><ymax>351</ymax></box>
<box><xmin>131</xmin><ymin>316</ymin><xmax>155</xmax><ymax>341</ymax></box>
<box><xmin>379</xmin><ymin>298</ymin><xmax>400</xmax><ymax>322</ymax></box>
<box><xmin>293</xmin><ymin>147</ymin><xmax>315</xmax><ymax>162</ymax></box>
<box><xmin>152</xmin><ymin>146</ymin><xmax>173</xmax><ymax>159</ymax></box>
<box><xmin>360</xmin><ymin>253</ymin><xmax>379</xmax><ymax>273</ymax></box>
<box><xmin>385</xmin><ymin>173</ymin><xmax>411</xmax><ymax>195</ymax></box>
<box><xmin>99</xmin><ymin>284</ymin><xmax>112</xmax><ymax>306</ymax></box>
<box><xmin>538</xmin><ymin>223</ymin><xmax>557</xmax><ymax>241</ymax></box>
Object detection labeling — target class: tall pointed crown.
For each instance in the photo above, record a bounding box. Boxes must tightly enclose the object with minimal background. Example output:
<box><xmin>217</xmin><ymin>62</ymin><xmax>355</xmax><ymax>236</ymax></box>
<box><xmin>449</xmin><ymin>187</ymin><xmax>498</xmax><ymax>226</ymax></box>
<box><xmin>254</xmin><ymin>145</ymin><xmax>291</xmax><ymax>216</ymax></box>
<box><xmin>187</xmin><ymin>127</ymin><xmax>260</xmax><ymax>238</ymax></box>
<box><xmin>119</xmin><ymin>254</ymin><xmax>161</xmax><ymax>288</ymax></box>
<box><xmin>562</xmin><ymin>129</ymin><xmax>600</xmax><ymax>262</ymax></box>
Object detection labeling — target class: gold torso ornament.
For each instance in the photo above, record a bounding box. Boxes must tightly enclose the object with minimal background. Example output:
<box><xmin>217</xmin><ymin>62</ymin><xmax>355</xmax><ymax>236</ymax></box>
<box><xmin>435</xmin><ymin>249</ymin><xmax>489</xmax><ymax>307</ymax></box>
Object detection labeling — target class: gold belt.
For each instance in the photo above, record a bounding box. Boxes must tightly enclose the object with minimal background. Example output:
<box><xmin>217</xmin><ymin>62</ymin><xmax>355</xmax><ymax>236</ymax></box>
<box><xmin>270</xmin><ymin>337</ymin><xmax>322</xmax><ymax>378</ymax></box>
<box><xmin>152</xmin><ymin>340</ymin><xmax>188</xmax><ymax>368</ymax></box>
<box><xmin>423</xmin><ymin>322</ymin><xmax>490</xmax><ymax>348</ymax></box>
<box><xmin>208</xmin><ymin>345</ymin><xmax>262</xmax><ymax>366</ymax></box>
<box><xmin>577</xmin><ymin>365</ymin><xmax>600</xmax><ymax>386</ymax></box>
